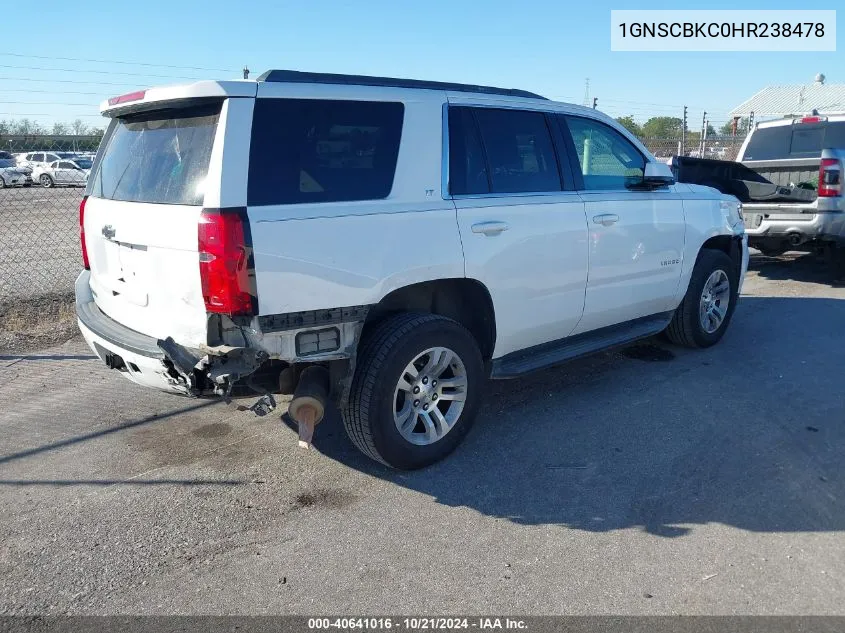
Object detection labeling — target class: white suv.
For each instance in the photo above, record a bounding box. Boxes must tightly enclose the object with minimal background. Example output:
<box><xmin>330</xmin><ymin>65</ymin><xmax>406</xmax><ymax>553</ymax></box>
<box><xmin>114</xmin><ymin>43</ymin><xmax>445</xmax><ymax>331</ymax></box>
<box><xmin>76</xmin><ymin>70</ymin><xmax>748</xmax><ymax>469</ymax></box>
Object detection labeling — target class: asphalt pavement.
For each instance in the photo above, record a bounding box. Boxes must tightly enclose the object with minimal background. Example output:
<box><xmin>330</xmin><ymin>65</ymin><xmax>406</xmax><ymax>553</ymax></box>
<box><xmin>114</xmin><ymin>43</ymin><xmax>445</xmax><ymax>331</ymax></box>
<box><xmin>1</xmin><ymin>253</ymin><xmax>844</xmax><ymax>615</ymax></box>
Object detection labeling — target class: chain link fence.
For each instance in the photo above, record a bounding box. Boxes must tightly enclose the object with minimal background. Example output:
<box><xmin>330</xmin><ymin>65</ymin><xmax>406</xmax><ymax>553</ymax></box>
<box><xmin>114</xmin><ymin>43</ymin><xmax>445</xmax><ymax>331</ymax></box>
<box><xmin>0</xmin><ymin>137</ymin><xmax>100</xmax><ymax>300</ymax></box>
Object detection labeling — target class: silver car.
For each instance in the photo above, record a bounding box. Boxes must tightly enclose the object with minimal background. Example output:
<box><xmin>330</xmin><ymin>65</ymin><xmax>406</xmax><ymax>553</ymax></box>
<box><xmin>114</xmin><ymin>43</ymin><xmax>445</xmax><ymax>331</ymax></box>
<box><xmin>32</xmin><ymin>158</ymin><xmax>92</xmax><ymax>187</ymax></box>
<box><xmin>0</xmin><ymin>156</ymin><xmax>33</xmax><ymax>188</ymax></box>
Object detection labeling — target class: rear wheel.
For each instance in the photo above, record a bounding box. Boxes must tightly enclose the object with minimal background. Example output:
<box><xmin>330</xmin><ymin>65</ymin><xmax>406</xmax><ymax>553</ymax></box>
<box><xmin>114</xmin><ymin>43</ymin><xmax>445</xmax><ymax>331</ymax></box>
<box><xmin>665</xmin><ymin>249</ymin><xmax>738</xmax><ymax>348</ymax></box>
<box><xmin>40</xmin><ymin>174</ymin><xmax>53</xmax><ymax>188</ymax></box>
<box><xmin>0</xmin><ymin>177</ymin><xmax>6</xmax><ymax>188</ymax></box>
<box><xmin>342</xmin><ymin>313</ymin><xmax>485</xmax><ymax>469</ymax></box>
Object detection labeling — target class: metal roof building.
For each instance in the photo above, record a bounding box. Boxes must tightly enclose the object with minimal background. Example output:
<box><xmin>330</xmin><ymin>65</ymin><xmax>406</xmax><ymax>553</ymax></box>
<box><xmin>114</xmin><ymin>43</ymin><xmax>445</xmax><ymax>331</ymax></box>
<box><xmin>730</xmin><ymin>74</ymin><xmax>845</xmax><ymax>118</ymax></box>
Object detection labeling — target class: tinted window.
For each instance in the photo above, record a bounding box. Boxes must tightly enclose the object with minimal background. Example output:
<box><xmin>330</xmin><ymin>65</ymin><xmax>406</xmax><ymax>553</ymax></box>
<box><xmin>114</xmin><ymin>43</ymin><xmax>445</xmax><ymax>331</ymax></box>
<box><xmin>0</xmin><ymin>159</ymin><xmax>15</xmax><ymax>168</ymax></box>
<box><xmin>58</xmin><ymin>161</ymin><xmax>75</xmax><ymax>169</ymax></box>
<box><xmin>448</xmin><ymin>107</ymin><xmax>489</xmax><ymax>195</ymax></box>
<box><xmin>472</xmin><ymin>109</ymin><xmax>560</xmax><ymax>193</ymax></box>
<box><xmin>45</xmin><ymin>153</ymin><xmax>60</xmax><ymax>162</ymax></box>
<box><xmin>74</xmin><ymin>158</ymin><xmax>92</xmax><ymax>169</ymax></box>
<box><xmin>790</xmin><ymin>126</ymin><xmax>825</xmax><ymax>157</ymax></box>
<box><xmin>33</xmin><ymin>153</ymin><xmax>44</xmax><ymax>162</ymax></box>
<box><xmin>90</xmin><ymin>103</ymin><xmax>220</xmax><ymax>205</ymax></box>
<box><xmin>248</xmin><ymin>99</ymin><xmax>404</xmax><ymax>206</ymax></box>
<box><xmin>744</xmin><ymin>121</ymin><xmax>845</xmax><ymax>161</ymax></box>
<box><xmin>563</xmin><ymin>116</ymin><xmax>645</xmax><ymax>190</ymax></box>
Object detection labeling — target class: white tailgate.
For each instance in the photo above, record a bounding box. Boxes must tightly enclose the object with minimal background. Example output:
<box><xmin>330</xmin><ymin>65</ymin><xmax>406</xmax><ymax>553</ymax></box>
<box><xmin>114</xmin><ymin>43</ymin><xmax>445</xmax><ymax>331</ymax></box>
<box><xmin>84</xmin><ymin>197</ymin><xmax>207</xmax><ymax>346</ymax></box>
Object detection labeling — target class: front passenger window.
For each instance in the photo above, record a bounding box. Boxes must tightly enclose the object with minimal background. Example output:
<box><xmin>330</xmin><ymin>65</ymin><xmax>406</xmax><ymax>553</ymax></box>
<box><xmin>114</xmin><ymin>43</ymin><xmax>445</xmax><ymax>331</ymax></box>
<box><xmin>563</xmin><ymin>116</ymin><xmax>645</xmax><ymax>190</ymax></box>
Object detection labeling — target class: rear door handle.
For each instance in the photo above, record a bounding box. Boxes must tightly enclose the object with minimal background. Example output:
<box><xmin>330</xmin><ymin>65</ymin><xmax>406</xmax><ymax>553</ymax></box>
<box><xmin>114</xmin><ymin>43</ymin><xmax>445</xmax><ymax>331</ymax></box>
<box><xmin>471</xmin><ymin>221</ymin><xmax>510</xmax><ymax>236</ymax></box>
<box><xmin>592</xmin><ymin>214</ymin><xmax>619</xmax><ymax>226</ymax></box>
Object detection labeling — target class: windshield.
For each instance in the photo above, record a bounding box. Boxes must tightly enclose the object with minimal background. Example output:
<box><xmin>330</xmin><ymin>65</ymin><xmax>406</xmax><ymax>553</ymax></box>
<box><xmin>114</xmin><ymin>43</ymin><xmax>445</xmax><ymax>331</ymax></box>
<box><xmin>0</xmin><ymin>159</ymin><xmax>16</xmax><ymax>168</ymax></box>
<box><xmin>90</xmin><ymin>102</ymin><xmax>221</xmax><ymax>205</ymax></box>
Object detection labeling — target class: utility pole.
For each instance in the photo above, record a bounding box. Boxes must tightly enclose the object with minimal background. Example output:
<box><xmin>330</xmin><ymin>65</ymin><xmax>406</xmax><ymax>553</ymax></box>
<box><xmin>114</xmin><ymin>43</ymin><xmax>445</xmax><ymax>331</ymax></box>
<box><xmin>243</xmin><ymin>66</ymin><xmax>250</xmax><ymax>80</ymax></box>
<box><xmin>699</xmin><ymin>111</ymin><xmax>707</xmax><ymax>155</ymax></box>
<box><xmin>592</xmin><ymin>97</ymin><xmax>598</xmax><ymax>109</ymax></box>
<box><xmin>582</xmin><ymin>78</ymin><xmax>590</xmax><ymax>107</ymax></box>
<box><xmin>681</xmin><ymin>105</ymin><xmax>687</xmax><ymax>155</ymax></box>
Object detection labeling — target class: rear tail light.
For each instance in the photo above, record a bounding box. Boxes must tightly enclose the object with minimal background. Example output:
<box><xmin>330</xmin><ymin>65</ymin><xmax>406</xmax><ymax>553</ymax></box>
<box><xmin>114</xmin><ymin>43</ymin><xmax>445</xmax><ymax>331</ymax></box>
<box><xmin>799</xmin><ymin>116</ymin><xmax>824</xmax><ymax>124</ymax></box>
<box><xmin>819</xmin><ymin>158</ymin><xmax>842</xmax><ymax>198</ymax></box>
<box><xmin>79</xmin><ymin>196</ymin><xmax>90</xmax><ymax>269</ymax></box>
<box><xmin>198</xmin><ymin>210</ymin><xmax>253</xmax><ymax>315</ymax></box>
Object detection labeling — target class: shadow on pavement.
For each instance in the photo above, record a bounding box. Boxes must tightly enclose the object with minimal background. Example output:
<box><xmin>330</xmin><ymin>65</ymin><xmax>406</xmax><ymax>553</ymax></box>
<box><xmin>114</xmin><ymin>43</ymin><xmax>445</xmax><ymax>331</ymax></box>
<box><xmin>310</xmin><ymin>295</ymin><xmax>845</xmax><ymax>537</ymax></box>
<box><xmin>749</xmin><ymin>251</ymin><xmax>844</xmax><ymax>286</ymax></box>
<box><xmin>0</xmin><ymin>479</ymin><xmax>246</xmax><ymax>487</ymax></box>
<box><xmin>0</xmin><ymin>401</ymin><xmax>217</xmax><ymax>467</ymax></box>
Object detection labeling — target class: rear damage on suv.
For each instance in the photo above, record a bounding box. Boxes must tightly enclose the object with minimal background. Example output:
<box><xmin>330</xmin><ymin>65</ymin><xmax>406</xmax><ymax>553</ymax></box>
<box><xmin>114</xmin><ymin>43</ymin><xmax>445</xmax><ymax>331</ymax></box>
<box><xmin>76</xmin><ymin>82</ymin><xmax>361</xmax><ymax>443</ymax></box>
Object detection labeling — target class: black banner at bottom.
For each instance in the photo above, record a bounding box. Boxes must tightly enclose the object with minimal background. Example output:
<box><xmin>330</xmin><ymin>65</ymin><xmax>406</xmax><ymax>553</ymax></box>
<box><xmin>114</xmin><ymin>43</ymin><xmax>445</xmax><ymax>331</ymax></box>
<box><xmin>1</xmin><ymin>617</ymin><xmax>845</xmax><ymax>633</ymax></box>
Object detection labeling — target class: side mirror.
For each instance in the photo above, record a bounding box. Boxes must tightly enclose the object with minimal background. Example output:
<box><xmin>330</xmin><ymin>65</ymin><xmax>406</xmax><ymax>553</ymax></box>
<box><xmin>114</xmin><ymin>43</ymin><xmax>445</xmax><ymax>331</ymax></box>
<box><xmin>628</xmin><ymin>163</ymin><xmax>675</xmax><ymax>190</ymax></box>
<box><xmin>642</xmin><ymin>161</ymin><xmax>675</xmax><ymax>188</ymax></box>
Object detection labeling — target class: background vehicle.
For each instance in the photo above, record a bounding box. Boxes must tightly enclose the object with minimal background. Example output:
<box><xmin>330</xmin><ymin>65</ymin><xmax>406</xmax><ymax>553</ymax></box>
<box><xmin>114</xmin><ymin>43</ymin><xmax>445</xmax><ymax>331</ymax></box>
<box><xmin>0</xmin><ymin>151</ymin><xmax>32</xmax><ymax>188</ymax></box>
<box><xmin>75</xmin><ymin>71</ymin><xmax>748</xmax><ymax>469</ymax></box>
<box><xmin>32</xmin><ymin>158</ymin><xmax>91</xmax><ymax>187</ymax></box>
<box><xmin>669</xmin><ymin>155</ymin><xmax>816</xmax><ymax>204</ymax></box>
<box><xmin>17</xmin><ymin>151</ymin><xmax>80</xmax><ymax>171</ymax></box>
<box><xmin>736</xmin><ymin>114</ymin><xmax>845</xmax><ymax>257</ymax></box>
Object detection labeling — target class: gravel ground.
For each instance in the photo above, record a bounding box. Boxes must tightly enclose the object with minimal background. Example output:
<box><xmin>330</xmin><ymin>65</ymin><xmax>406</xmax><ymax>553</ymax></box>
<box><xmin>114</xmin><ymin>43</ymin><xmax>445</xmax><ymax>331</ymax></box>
<box><xmin>0</xmin><ymin>253</ymin><xmax>843</xmax><ymax>615</ymax></box>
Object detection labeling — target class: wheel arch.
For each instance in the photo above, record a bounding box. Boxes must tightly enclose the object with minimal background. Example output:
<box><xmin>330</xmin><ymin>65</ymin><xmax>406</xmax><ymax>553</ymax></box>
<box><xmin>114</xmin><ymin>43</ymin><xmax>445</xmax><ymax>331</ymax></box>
<box><xmin>364</xmin><ymin>278</ymin><xmax>497</xmax><ymax>362</ymax></box>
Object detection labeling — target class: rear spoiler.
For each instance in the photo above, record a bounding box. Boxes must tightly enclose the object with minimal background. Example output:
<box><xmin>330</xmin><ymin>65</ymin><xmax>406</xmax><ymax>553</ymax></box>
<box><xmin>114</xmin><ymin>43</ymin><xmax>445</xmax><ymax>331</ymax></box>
<box><xmin>100</xmin><ymin>80</ymin><xmax>257</xmax><ymax>117</ymax></box>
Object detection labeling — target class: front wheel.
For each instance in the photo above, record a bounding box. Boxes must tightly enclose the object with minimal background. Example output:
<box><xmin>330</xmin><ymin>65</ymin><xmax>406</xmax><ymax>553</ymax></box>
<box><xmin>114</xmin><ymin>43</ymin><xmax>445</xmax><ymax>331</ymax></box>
<box><xmin>40</xmin><ymin>174</ymin><xmax>54</xmax><ymax>188</ymax></box>
<box><xmin>342</xmin><ymin>313</ymin><xmax>485</xmax><ymax>469</ymax></box>
<box><xmin>665</xmin><ymin>248</ymin><xmax>738</xmax><ymax>348</ymax></box>
<box><xmin>0</xmin><ymin>177</ymin><xmax>6</xmax><ymax>189</ymax></box>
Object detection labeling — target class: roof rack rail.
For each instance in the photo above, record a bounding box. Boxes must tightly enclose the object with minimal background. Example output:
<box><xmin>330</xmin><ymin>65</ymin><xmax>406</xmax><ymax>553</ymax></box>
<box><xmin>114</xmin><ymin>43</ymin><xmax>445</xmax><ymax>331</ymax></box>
<box><xmin>256</xmin><ymin>69</ymin><xmax>547</xmax><ymax>100</ymax></box>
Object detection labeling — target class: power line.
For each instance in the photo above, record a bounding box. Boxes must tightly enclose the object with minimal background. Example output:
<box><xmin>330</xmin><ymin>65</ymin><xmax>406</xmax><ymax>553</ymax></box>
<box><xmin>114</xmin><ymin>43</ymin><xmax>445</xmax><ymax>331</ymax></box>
<box><xmin>0</xmin><ymin>75</ymin><xmax>154</xmax><ymax>87</ymax></box>
<box><xmin>0</xmin><ymin>101</ymin><xmax>98</xmax><ymax>106</ymax></box>
<box><xmin>0</xmin><ymin>89</ymin><xmax>105</xmax><ymax>96</ymax></box>
<box><xmin>0</xmin><ymin>52</ymin><xmax>234</xmax><ymax>73</ymax></box>
<box><xmin>0</xmin><ymin>112</ymin><xmax>102</xmax><ymax>117</ymax></box>
<box><xmin>0</xmin><ymin>63</ymin><xmax>208</xmax><ymax>80</ymax></box>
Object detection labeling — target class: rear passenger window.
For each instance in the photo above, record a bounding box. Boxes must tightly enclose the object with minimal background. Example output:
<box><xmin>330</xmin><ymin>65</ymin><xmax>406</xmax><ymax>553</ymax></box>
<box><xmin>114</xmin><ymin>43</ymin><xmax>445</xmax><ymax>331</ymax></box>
<box><xmin>473</xmin><ymin>109</ymin><xmax>561</xmax><ymax>194</ymax></box>
<box><xmin>248</xmin><ymin>99</ymin><xmax>404</xmax><ymax>206</ymax></box>
<box><xmin>448</xmin><ymin>107</ymin><xmax>489</xmax><ymax>195</ymax></box>
<box><xmin>563</xmin><ymin>116</ymin><xmax>645</xmax><ymax>190</ymax></box>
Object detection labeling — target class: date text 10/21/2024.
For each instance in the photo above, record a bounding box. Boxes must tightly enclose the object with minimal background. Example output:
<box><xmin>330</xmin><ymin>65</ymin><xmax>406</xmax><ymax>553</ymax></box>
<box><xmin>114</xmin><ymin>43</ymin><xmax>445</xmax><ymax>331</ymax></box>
<box><xmin>307</xmin><ymin>618</ymin><xmax>528</xmax><ymax>630</ymax></box>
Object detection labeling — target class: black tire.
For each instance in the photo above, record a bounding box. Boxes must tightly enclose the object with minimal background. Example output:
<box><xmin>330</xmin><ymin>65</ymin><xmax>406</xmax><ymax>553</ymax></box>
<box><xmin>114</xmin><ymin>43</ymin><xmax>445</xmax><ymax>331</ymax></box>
<box><xmin>0</xmin><ymin>177</ymin><xmax>5</xmax><ymax>188</ymax></box>
<box><xmin>665</xmin><ymin>248</ymin><xmax>738</xmax><ymax>348</ymax></box>
<box><xmin>342</xmin><ymin>312</ymin><xmax>485</xmax><ymax>470</ymax></box>
<box><xmin>40</xmin><ymin>174</ymin><xmax>54</xmax><ymax>188</ymax></box>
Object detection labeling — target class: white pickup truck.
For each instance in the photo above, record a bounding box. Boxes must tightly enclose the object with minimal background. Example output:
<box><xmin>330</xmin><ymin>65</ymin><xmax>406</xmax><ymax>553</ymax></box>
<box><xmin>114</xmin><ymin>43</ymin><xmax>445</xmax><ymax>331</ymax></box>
<box><xmin>76</xmin><ymin>70</ymin><xmax>748</xmax><ymax>469</ymax></box>
<box><xmin>737</xmin><ymin>114</ymin><xmax>845</xmax><ymax>258</ymax></box>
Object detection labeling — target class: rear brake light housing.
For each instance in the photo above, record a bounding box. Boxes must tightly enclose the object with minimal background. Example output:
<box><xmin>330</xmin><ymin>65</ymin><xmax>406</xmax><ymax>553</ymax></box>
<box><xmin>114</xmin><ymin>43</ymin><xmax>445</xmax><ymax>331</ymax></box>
<box><xmin>107</xmin><ymin>90</ymin><xmax>146</xmax><ymax>106</ymax></box>
<box><xmin>79</xmin><ymin>196</ymin><xmax>89</xmax><ymax>269</ymax></box>
<box><xmin>796</xmin><ymin>116</ymin><xmax>827</xmax><ymax>124</ymax></box>
<box><xmin>819</xmin><ymin>158</ymin><xmax>842</xmax><ymax>198</ymax></box>
<box><xmin>198</xmin><ymin>210</ymin><xmax>254</xmax><ymax>315</ymax></box>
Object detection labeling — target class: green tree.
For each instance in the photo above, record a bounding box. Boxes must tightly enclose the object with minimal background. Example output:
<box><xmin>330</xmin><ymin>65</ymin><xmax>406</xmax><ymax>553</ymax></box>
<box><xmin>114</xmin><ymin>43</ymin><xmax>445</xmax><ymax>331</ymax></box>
<box><xmin>615</xmin><ymin>115</ymin><xmax>642</xmax><ymax>137</ymax></box>
<box><xmin>71</xmin><ymin>119</ymin><xmax>89</xmax><ymax>136</ymax></box>
<box><xmin>719</xmin><ymin>118</ymin><xmax>750</xmax><ymax>136</ymax></box>
<box><xmin>52</xmin><ymin>122</ymin><xmax>69</xmax><ymax>135</ymax></box>
<box><xmin>0</xmin><ymin>119</ymin><xmax>10</xmax><ymax>135</ymax></box>
<box><xmin>641</xmin><ymin>116</ymin><xmax>684</xmax><ymax>138</ymax></box>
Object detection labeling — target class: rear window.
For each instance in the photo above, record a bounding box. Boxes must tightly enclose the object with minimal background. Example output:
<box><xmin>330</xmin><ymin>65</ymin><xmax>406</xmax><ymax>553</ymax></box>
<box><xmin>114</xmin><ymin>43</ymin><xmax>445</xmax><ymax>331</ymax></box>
<box><xmin>90</xmin><ymin>103</ymin><xmax>221</xmax><ymax>205</ymax></box>
<box><xmin>248</xmin><ymin>98</ymin><xmax>404</xmax><ymax>206</ymax></box>
<box><xmin>744</xmin><ymin>121</ymin><xmax>845</xmax><ymax>160</ymax></box>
